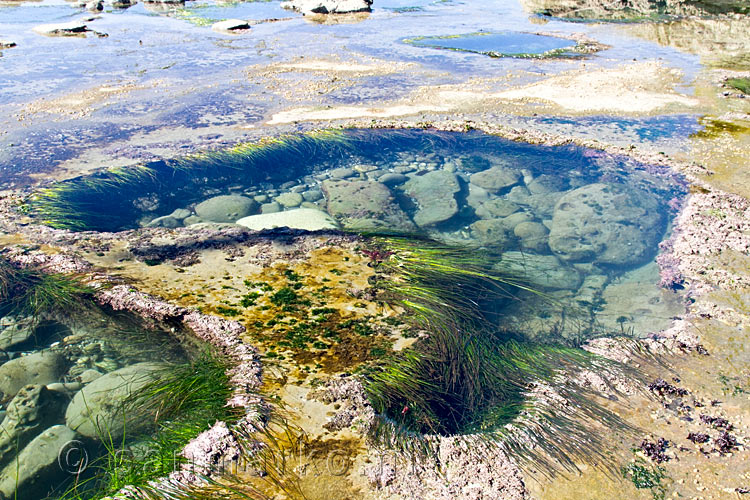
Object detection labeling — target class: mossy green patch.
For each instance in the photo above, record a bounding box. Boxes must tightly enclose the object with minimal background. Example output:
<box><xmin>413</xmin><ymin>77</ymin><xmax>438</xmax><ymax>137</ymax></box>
<box><xmin>726</xmin><ymin>77</ymin><xmax>750</xmax><ymax>94</ymax></box>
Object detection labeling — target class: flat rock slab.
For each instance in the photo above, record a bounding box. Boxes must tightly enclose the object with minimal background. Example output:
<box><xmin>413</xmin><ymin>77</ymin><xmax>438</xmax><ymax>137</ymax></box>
<box><xmin>212</xmin><ymin>19</ymin><xmax>251</xmax><ymax>33</ymax></box>
<box><xmin>236</xmin><ymin>208</ymin><xmax>339</xmax><ymax>231</ymax></box>
<box><xmin>33</xmin><ymin>22</ymin><xmax>88</xmax><ymax>37</ymax></box>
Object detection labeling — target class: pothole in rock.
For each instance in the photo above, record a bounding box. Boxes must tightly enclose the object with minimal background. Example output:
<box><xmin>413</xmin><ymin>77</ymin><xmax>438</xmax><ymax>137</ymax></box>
<box><xmin>30</xmin><ymin>128</ymin><xmax>688</xmax><ymax>341</ymax></box>
<box><xmin>402</xmin><ymin>31</ymin><xmax>588</xmax><ymax>58</ymax></box>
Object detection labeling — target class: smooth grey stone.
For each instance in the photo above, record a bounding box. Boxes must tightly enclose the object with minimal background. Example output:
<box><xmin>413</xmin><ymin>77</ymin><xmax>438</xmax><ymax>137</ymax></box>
<box><xmin>0</xmin><ymin>425</ymin><xmax>78</xmax><ymax>500</ymax></box>
<box><xmin>302</xmin><ymin>190</ymin><xmax>323</xmax><ymax>202</ymax></box>
<box><xmin>194</xmin><ymin>195</ymin><xmax>258</xmax><ymax>223</ymax></box>
<box><xmin>260</xmin><ymin>202</ymin><xmax>282</xmax><ymax>214</ymax></box>
<box><xmin>0</xmin><ymin>385</ymin><xmax>66</xmax><ymax>471</ymax></box>
<box><xmin>275</xmin><ymin>192</ymin><xmax>303</xmax><ymax>208</ymax></box>
<box><xmin>495</xmin><ymin>252</ymin><xmax>582</xmax><ymax>291</ymax></box>
<box><xmin>0</xmin><ymin>352</ymin><xmax>66</xmax><ymax>401</ymax></box>
<box><xmin>146</xmin><ymin>215</ymin><xmax>181</xmax><ymax>228</ymax></box>
<box><xmin>169</xmin><ymin>208</ymin><xmax>192</xmax><ymax>220</ymax></box>
<box><xmin>65</xmin><ymin>362</ymin><xmax>166</xmax><ymax>441</ymax></box>
<box><xmin>378</xmin><ymin>173</ymin><xmax>407</xmax><ymax>187</ymax></box>
<box><xmin>329</xmin><ymin>167</ymin><xmax>355</xmax><ymax>179</ymax></box>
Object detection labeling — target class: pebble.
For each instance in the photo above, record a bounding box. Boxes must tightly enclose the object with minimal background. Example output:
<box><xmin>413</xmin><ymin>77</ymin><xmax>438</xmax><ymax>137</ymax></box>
<box><xmin>302</xmin><ymin>190</ymin><xmax>323</xmax><ymax>202</ymax></box>
<box><xmin>329</xmin><ymin>167</ymin><xmax>355</xmax><ymax>179</ymax></box>
<box><xmin>260</xmin><ymin>202</ymin><xmax>282</xmax><ymax>214</ymax></box>
<box><xmin>378</xmin><ymin>173</ymin><xmax>407</xmax><ymax>187</ymax></box>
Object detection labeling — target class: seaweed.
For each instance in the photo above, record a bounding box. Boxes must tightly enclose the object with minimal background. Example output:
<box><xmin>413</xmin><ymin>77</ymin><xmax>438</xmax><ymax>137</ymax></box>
<box><xmin>361</xmin><ymin>236</ymin><xmax>640</xmax><ymax>475</ymax></box>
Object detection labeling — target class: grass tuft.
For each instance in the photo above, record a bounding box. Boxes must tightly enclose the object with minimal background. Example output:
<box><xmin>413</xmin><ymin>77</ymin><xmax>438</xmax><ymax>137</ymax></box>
<box><xmin>0</xmin><ymin>258</ymin><xmax>92</xmax><ymax>317</ymax></box>
<box><xmin>361</xmin><ymin>236</ymin><xmax>640</xmax><ymax>476</ymax></box>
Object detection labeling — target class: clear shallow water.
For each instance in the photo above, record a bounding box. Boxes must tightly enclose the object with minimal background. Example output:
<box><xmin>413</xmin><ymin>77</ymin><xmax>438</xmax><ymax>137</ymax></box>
<box><xmin>34</xmin><ymin>128</ymin><xmax>687</xmax><ymax>341</ymax></box>
<box><xmin>405</xmin><ymin>31</ymin><xmax>577</xmax><ymax>57</ymax></box>
<box><xmin>0</xmin><ymin>302</ymin><xmax>195</xmax><ymax>500</ymax></box>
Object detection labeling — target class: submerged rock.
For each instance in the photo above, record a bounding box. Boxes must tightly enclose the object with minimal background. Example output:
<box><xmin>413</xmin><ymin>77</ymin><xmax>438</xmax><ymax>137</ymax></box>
<box><xmin>0</xmin><ymin>425</ymin><xmax>78</xmax><ymax>500</ymax></box>
<box><xmin>474</xmin><ymin>198</ymin><xmax>520</xmax><ymax>219</ymax></box>
<box><xmin>514</xmin><ymin>221</ymin><xmax>550</xmax><ymax>252</ymax></box>
<box><xmin>0</xmin><ymin>352</ymin><xmax>67</xmax><ymax>401</ymax></box>
<box><xmin>469</xmin><ymin>166</ymin><xmax>521</xmax><ymax>193</ymax></box>
<box><xmin>236</xmin><ymin>208</ymin><xmax>339</xmax><ymax>231</ymax></box>
<box><xmin>281</xmin><ymin>0</ymin><xmax>372</xmax><ymax>15</ymax></box>
<box><xmin>0</xmin><ymin>316</ymin><xmax>34</xmax><ymax>351</ymax></box>
<box><xmin>146</xmin><ymin>215</ymin><xmax>181</xmax><ymax>228</ymax></box>
<box><xmin>275</xmin><ymin>192</ymin><xmax>304</xmax><ymax>208</ymax></box>
<box><xmin>377</xmin><ymin>173</ymin><xmax>408</xmax><ymax>187</ymax></box>
<box><xmin>402</xmin><ymin>170</ymin><xmax>461</xmax><ymax>227</ymax></box>
<box><xmin>495</xmin><ymin>252</ymin><xmax>582</xmax><ymax>290</ymax></box>
<box><xmin>469</xmin><ymin>219</ymin><xmax>511</xmax><ymax>246</ymax></box>
<box><xmin>0</xmin><ymin>385</ymin><xmax>66</xmax><ymax>470</ymax></box>
<box><xmin>65</xmin><ymin>362</ymin><xmax>166</xmax><ymax>441</ymax></box>
<box><xmin>548</xmin><ymin>183</ymin><xmax>663</xmax><ymax>266</ymax></box>
<box><xmin>194</xmin><ymin>195</ymin><xmax>258</xmax><ymax>223</ymax></box>
<box><xmin>322</xmin><ymin>180</ymin><xmax>415</xmax><ymax>232</ymax></box>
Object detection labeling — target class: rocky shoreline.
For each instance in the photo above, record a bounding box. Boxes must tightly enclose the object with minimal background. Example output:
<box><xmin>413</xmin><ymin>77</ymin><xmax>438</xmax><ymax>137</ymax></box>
<box><xmin>0</xmin><ymin>115</ymin><xmax>747</xmax><ymax>497</ymax></box>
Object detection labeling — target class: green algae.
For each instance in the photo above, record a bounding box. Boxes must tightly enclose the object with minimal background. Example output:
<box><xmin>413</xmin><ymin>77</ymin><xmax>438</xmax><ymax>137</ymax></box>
<box><xmin>726</xmin><ymin>77</ymin><xmax>750</xmax><ymax>94</ymax></box>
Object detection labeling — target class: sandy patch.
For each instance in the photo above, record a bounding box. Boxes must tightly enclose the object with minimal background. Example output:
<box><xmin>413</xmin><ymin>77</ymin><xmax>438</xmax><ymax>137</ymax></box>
<box><xmin>267</xmin><ymin>62</ymin><xmax>701</xmax><ymax>124</ymax></box>
<box><xmin>493</xmin><ymin>61</ymin><xmax>700</xmax><ymax>113</ymax></box>
<box><xmin>247</xmin><ymin>55</ymin><xmax>417</xmax><ymax>102</ymax></box>
<box><xmin>268</xmin><ymin>103</ymin><xmax>450</xmax><ymax>124</ymax></box>
<box><xmin>19</xmin><ymin>80</ymin><xmax>155</xmax><ymax>120</ymax></box>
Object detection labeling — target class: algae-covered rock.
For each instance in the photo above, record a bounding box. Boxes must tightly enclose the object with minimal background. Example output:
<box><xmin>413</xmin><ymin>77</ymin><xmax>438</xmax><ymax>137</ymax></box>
<box><xmin>65</xmin><ymin>362</ymin><xmax>165</xmax><ymax>441</ymax></box>
<box><xmin>0</xmin><ymin>425</ymin><xmax>77</xmax><ymax>500</ymax></box>
<box><xmin>194</xmin><ymin>195</ymin><xmax>258</xmax><ymax>223</ymax></box>
<box><xmin>236</xmin><ymin>208</ymin><xmax>339</xmax><ymax>231</ymax></box>
<box><xmin>402</xmin><ymin>170</ymin><xmax>461</xmax><ymax>227</ymax></box>
<box><xmin>322</xmin><ymin>180</ymin><xmax>415</xmax><ymax>232</ymax></box>
<box><xmin>548</xmin><ymin>183</ymin><xmax>663</xmax><ymax>266</ymax></box>
<box><xmin>0</xmin><ymin>352</ymin><xmax>67</xmax><ymax>401</ymax></box>
<box><xmin>495</xmin><ymin>252</ymin><xmax>582</xmax><ymax>290</ymax></box>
